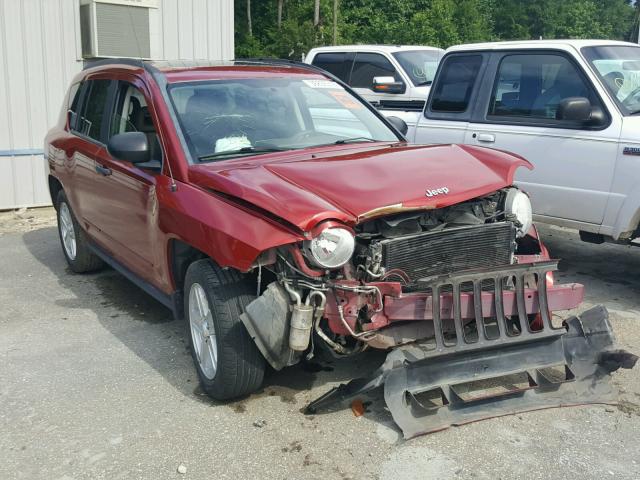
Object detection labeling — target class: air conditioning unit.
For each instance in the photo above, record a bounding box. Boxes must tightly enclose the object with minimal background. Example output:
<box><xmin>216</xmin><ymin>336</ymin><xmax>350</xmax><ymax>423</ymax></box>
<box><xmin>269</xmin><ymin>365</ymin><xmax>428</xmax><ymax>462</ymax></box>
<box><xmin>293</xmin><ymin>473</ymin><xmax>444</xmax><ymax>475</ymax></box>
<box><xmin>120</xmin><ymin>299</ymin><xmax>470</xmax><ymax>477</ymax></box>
<box><xmin>80</xmin><ymin>0</ymin><xmax>159</xmax><ymax>59</ymax></box>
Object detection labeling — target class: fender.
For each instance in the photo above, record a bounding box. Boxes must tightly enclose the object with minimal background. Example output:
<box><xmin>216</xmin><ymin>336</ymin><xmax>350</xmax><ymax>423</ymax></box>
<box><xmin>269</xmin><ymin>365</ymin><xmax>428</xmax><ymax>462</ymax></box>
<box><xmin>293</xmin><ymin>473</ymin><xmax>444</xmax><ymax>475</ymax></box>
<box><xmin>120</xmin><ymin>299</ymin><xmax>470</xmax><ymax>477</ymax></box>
<box><xmin>157</xmin><ymin>179</ymin><xmax>303</xmax><ymax>286</ymax></box>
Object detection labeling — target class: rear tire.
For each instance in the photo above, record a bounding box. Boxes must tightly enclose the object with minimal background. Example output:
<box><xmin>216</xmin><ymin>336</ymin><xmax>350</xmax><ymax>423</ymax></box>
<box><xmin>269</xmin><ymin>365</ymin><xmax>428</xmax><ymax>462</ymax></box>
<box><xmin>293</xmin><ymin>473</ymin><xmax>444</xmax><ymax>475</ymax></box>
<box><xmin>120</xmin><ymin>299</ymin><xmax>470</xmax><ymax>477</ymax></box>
<box><xmin>184</xmin><ymin>259</ymin><xmax>265</xmax><ymax>400</ymax></box>
<box><xmin>56</xmin><ymin>190</ymin><xmax>104</xmax><ymax>273</ymax></box>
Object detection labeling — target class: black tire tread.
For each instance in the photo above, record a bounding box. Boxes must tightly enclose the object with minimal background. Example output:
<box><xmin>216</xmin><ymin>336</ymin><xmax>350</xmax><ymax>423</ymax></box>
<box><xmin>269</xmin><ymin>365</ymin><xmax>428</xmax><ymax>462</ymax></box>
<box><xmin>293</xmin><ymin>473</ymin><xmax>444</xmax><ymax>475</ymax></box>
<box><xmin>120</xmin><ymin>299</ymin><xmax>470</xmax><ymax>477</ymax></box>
<box><xmin>56</xmin><ymin>191</ymin><xmax>104</xmax><ymax>273</ymax></box>
<box><xmin>185</xmin><ymin>259</ymin><xmax>264</xmax><ymax>400</ymax></box>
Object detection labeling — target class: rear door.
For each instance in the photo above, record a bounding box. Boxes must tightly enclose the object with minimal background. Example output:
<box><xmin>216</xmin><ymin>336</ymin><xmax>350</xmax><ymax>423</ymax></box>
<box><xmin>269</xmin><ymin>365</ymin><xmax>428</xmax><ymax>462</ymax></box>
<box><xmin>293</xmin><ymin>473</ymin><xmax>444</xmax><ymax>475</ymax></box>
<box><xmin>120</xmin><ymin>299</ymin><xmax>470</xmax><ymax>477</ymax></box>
<box><xmin>464</xmin><ymin>50</ymin><xmax>621</xmax><ymax>226</ymax></box>
<box><xmin>311</xmin><ymin>52</ymin><xmax>354</xmax><ymax>84</ymax></box>
<box><xmin>71</xmin><ymin>78</ymin><xmax>114</xmax><ymax>239</ymax></box>
<box><xmin>415</xmin><ymin>53</ymin><xmax>488</xmax><ymax>145</ymax></box>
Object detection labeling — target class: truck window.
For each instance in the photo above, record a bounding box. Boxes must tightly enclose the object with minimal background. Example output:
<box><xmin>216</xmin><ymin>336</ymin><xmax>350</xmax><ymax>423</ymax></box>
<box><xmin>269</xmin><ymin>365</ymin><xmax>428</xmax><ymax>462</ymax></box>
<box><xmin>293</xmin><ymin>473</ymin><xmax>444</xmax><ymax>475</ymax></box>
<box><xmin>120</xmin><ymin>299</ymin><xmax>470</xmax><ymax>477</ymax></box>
<box><xmin>77</xmin><ymin>79</ymin><xmax>112</xmax><ymax>143</ymax></box>
<box><xmin>488</xmin><ymin>54</ymin><xmax>598</xmax><ymax>121</ymax></box>
<box><xmin>430</xmin><ymin>55</ymin><xmax>482</xmax><ymax>112</ymax></box>
<box><xmin>582</xmin><ymin>45</ymin><xmax>640</xmax><ymax>115</ymax></box>
<box><xmin>312</xmin><ymin>53</ymin><xmax>352</xmax><ymax>83</ymax></box>
<box><xmin>392</xmin><ymin>50</ymin><xmax>443</xmax><ymax>86</ymax></box>
<box><xmin>350</xmin><ymin>53</ymin><xmax>401</xmax><ymax>90</ymax></box>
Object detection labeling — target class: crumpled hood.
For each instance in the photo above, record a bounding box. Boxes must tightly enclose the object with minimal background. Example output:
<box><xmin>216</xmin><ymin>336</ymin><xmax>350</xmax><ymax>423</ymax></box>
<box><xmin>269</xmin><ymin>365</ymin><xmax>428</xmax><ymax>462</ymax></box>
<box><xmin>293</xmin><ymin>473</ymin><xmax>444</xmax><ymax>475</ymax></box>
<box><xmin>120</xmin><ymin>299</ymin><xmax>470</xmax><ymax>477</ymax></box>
<box><xmin>189</xmin><ymin>143</ymin><xmax>532</xmax><ymax>232</ymax></box>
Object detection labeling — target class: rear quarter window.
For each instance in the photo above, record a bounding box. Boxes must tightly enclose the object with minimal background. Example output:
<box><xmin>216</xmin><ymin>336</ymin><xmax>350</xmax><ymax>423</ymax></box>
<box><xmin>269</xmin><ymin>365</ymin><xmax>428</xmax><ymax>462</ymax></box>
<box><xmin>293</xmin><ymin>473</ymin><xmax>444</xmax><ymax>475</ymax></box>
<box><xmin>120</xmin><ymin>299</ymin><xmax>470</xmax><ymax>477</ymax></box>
<box><xmin>311</xmin><ymin>52</ymin><xmax>352</xmax><ymax>83</ymax></box>
<box><xmin>430</xmin><ymin>55</ymin><xmax>483</xmax><ymax>112</ymax></box>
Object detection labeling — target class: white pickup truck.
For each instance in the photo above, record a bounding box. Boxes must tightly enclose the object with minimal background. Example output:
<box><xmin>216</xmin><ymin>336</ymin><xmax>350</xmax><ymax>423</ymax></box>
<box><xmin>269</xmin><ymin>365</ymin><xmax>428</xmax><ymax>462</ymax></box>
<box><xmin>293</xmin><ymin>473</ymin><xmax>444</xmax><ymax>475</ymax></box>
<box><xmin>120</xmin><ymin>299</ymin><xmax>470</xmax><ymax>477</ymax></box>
<box><xmin>305</xmin><ymin>45</ymin><xmax>443</xmax><ymax>109</ymax></box>
<box><xmin>382</xmin><ymin>40</ymin><xmax>640</xmax><ymax>245</ymax></box>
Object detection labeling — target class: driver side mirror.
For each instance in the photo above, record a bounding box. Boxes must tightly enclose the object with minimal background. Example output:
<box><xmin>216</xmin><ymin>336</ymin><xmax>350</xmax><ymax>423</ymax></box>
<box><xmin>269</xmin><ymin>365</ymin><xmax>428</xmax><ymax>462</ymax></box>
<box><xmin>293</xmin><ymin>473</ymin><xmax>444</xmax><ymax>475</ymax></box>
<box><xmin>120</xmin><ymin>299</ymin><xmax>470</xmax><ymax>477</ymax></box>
<box><xmin>107</xmin><ymin>132</ymin><xmax>150</xmax><ymax>165</ymax></box>
<box><xmin>373</xmin><ymin>76</ymin><xmax>406</xmax><ymax>94</ymax></box>
<box><xmin>556</xmin><ymin>97</ymin><xmax>606</xmax><ymax>127</ymax></box>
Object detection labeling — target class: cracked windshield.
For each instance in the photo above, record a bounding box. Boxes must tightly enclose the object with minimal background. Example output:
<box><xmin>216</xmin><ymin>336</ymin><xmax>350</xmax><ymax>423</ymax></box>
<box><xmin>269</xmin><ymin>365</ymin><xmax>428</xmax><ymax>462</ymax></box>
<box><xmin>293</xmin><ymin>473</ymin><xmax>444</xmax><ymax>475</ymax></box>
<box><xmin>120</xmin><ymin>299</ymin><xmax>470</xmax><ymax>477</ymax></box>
<box><xmin>168</xmin><ymin>77</ymin><xmax>398</xmax><ymax>161</ymax></box>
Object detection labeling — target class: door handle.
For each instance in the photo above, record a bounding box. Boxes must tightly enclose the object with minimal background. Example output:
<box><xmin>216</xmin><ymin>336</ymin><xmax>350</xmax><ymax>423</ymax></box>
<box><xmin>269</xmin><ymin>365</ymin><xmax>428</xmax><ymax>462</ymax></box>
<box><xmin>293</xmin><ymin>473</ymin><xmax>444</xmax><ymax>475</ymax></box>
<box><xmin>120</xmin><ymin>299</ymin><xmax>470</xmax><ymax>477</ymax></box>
<box><xmin>476</xmin><ymin>133</ymin><xmax>495</xmax><ymax>143</ymax></box>
<box><xmin>95</xmin><ymin>164</ymin><xmax>112</xmax><ymax>176</ymax></box>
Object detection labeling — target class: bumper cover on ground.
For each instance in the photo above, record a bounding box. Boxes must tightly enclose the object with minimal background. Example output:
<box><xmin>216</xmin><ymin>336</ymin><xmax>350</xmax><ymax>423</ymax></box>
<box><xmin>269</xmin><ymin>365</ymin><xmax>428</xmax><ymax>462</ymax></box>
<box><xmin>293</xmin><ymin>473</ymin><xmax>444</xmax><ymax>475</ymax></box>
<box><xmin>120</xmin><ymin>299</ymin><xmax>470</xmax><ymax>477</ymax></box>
<box><xmin>307</xmin><ymin>305</ymin><xmax>637</xmax><ymax>439</ymax></box>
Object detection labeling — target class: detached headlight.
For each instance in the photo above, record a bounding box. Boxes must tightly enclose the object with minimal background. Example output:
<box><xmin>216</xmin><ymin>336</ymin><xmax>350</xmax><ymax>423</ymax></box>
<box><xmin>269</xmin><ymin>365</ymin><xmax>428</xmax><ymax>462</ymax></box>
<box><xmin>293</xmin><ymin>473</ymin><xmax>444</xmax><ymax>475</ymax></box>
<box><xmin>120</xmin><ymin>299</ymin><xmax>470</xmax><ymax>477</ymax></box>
<box><xmin>505</xmin><ymin>188</ymin><xmax>533</xmax><ymax>237</ymax></box>
<box><xmin>304</xmin><ymin>225</ymin><xmax>355</xmax><ymax>269</ymax></box>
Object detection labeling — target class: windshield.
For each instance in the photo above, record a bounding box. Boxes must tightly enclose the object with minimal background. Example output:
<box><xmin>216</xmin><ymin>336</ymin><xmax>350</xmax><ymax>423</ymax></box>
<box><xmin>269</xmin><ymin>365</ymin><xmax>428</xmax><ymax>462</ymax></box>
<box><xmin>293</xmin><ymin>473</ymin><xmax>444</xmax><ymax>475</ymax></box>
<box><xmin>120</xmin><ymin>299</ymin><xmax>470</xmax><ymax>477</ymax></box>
<box><xmin>582</xmin><ymin>45</ymin><xmax>640</xmax><ymax>115</ymax></box>
<box><xmin>168</xmin><ymin>77</ymin><xmax>399</xmax><ymax>162</ymax></box>
<box><xmin>392</xmin><ymin>50</ymin><xmax>444</xmax><ymax>86</ymax></box>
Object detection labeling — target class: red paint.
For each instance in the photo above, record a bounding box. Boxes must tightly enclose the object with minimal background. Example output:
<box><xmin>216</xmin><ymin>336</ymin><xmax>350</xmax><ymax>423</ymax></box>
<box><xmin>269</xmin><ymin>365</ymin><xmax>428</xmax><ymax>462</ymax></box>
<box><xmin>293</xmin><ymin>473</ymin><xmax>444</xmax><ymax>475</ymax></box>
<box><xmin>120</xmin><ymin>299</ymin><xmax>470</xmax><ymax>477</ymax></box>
<box><xmin>324</xmin><ymin>280</ymin><xmax>584</xmax><ymax>336</ymax></box>
<box><xmin>44</xmin><ymin>62</ymin><xmax>557</xmax><ymax>310</ymax></box>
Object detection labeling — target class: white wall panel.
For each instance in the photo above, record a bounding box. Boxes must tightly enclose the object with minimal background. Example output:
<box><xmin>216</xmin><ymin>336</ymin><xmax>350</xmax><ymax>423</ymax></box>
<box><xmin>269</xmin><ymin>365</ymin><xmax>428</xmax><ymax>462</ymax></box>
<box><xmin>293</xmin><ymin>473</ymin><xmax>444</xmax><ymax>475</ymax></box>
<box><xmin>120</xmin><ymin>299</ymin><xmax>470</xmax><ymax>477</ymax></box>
<box><xmin>156</xmin><ymin>0</ymin><xmax>234</xmax><ymax>61</ymax></box>
<box><xmin>0</xmin><ymin>0</ymin><xmax>234</xmax><ymax>209</ymax></box>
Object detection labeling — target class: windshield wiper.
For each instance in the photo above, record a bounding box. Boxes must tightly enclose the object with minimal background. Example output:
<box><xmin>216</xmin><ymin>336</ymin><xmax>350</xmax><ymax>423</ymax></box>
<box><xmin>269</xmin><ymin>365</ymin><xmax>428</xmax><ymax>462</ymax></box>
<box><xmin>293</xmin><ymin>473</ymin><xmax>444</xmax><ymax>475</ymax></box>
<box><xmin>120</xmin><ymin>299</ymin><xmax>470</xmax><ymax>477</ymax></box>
<box><xmin>198</xmin><ymin>146</ymin><xmax>287</xmax><ymax>162</ymax></box>
<box><xmin>333</xmin><ymin>137</ymin><xmax>378</xmax><ymax>145</ymax></box>
<box><xmin>415</xmin><ymin>80</ymin><xmax>433</xmax><ymax>86</ymax></box>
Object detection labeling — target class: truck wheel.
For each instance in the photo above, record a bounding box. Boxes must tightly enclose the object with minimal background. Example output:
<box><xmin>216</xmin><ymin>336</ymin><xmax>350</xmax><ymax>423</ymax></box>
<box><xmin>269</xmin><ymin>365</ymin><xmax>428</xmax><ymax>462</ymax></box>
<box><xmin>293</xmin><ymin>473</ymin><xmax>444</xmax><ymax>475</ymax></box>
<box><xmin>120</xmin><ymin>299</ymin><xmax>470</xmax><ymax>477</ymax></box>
<box><xmin>184</xmin><ymin>259</ymin><xmax>265</xmax><ymax>400</ymax></box>
<box><xmin>56</xmin><ymin>191</ymin><xmax>104</xmax><ymax>273</ymax></box>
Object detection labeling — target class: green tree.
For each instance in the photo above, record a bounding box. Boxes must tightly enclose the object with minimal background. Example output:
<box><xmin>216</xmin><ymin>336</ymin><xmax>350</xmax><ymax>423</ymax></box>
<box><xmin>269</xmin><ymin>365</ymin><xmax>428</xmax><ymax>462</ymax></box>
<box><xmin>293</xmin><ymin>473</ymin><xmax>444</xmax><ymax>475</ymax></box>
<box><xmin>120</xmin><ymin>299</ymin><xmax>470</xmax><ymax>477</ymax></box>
<box><xmin>233</xmin><ymin>0</ymin><xmax>638</xmax><ymax>59</ymax></box>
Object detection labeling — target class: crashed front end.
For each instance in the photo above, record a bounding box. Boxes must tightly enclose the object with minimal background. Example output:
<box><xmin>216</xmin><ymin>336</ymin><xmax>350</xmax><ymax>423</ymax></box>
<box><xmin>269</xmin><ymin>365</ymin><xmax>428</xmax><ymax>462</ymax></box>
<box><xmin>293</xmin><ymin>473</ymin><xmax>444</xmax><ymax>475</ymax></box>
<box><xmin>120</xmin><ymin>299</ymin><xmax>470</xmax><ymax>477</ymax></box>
<box><xmin>241</xmin><ymin>187</ymin><xmax>637</xmax><ymax>438</ymax></box>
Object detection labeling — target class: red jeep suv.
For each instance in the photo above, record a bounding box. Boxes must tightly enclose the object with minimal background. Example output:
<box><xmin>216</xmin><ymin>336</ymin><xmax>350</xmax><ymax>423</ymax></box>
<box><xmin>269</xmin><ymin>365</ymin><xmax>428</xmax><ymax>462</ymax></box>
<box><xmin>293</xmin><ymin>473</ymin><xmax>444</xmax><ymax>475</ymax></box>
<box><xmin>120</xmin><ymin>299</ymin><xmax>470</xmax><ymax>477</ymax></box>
<box><xmin>46</xmin><ymin>59</ymin><xmax>632</xmax><ymax>437</ymax></box>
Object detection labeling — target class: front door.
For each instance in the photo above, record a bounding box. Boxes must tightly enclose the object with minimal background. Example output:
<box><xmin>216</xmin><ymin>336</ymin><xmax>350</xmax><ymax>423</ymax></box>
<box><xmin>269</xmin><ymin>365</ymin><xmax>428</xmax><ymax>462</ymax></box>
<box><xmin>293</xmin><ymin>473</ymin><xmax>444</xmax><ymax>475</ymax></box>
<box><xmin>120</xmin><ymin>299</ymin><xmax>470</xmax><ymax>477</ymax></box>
<box><xmin>90</xmin><ymin>80</ymin><xmax>164</xmax><ymax>283</ymax></box>
<box><xmin>465</xmin><ymin>51</ymin><xmax>621</xmax><ymax>226</ymax></box>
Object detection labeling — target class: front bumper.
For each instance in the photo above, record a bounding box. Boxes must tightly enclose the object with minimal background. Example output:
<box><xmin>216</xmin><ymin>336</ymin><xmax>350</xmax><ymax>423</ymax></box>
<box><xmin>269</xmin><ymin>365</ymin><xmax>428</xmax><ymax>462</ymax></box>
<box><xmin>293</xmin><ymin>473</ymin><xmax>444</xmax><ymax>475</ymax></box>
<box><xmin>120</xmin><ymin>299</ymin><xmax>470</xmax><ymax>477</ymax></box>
<box><xmin>325</xmin><ymin>260</ymin><xmax>584</xmax><ymax>338</ymax></box>
<box><xmin>307</xmin><ymin>305</ymin><xmax>638</xmax><ymax>438</ymax></box>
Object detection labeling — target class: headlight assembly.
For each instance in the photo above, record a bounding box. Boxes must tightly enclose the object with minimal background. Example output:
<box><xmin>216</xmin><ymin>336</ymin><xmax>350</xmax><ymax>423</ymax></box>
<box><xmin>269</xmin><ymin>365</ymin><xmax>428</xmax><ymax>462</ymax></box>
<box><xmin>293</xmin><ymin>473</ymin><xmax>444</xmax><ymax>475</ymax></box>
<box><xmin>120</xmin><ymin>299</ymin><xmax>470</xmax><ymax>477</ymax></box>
<box><xmin>505</xmin><ymin>188</ymin><xmax>533</xmax><ymax>237</ymax></box>
<box><xmin>304</xmin><ymin>225</ymin><xmax>355</xmax><ymax>269</ymax></box>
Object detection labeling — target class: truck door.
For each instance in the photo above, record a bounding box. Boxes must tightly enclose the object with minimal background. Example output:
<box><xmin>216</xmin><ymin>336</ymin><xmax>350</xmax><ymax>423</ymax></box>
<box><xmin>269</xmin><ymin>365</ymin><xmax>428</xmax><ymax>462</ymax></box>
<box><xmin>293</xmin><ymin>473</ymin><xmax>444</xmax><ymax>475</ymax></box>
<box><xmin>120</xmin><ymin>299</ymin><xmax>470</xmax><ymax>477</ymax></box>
<box><xmin>349</xmin><ymin>52</ymin><xmax>407</xmax><ymax>105</ymax></box>
<box><xmin>465</xmin><ymin>51</ymin><xmax>621</xmax><ymax>226</ymax></box>
<box><xmin>413</xmin><ymin>53</ymin><xmax>488</xmax><ymax>145</ymax></box>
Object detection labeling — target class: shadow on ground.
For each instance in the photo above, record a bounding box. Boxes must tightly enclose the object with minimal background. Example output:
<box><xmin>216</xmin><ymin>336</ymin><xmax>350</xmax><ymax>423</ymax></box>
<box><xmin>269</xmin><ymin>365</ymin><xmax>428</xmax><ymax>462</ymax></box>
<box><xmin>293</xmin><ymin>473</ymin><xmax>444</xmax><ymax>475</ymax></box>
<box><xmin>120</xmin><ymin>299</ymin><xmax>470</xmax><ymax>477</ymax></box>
<box><xmin>21</xmin><ymin>227</ymin><xmax>387</xmax><ymax>410</ymax></box>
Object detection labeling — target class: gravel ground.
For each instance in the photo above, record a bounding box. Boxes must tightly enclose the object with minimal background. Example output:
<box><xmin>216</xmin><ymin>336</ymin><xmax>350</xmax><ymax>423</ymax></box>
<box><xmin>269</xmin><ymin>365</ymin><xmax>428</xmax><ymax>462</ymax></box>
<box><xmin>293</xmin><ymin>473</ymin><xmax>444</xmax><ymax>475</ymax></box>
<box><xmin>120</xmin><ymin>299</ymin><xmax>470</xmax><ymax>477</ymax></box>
<box><xmin>0</xmin><ymin>208</ymin><xmax>639</xmax><ymax>480</ymax></box>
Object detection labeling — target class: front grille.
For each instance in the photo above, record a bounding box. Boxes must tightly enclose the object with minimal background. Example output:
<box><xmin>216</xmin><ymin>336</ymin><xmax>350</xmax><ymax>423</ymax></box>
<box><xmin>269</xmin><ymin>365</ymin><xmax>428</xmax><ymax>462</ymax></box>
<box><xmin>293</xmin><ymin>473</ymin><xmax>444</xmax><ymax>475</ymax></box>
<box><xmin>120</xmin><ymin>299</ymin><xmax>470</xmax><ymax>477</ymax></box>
<box><xmin>379</xmin><ymin>222</ymin><xmax>516</xmax><ymax>286</ymax></box>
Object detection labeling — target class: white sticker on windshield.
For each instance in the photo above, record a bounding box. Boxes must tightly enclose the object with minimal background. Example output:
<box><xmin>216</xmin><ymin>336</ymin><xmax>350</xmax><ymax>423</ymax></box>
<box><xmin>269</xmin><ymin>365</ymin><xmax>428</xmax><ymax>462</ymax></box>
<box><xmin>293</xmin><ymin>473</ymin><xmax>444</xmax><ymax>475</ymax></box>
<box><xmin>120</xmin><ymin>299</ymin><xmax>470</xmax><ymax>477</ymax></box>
<box><xmin>303</xmin><ymin>79</ymin><xmax>339</xmax><ymax>89</ymax></box>
<box><xmin>215</xmin><ymin>135</ymin><xmax>251</xmax><ymax>153</ymax></box>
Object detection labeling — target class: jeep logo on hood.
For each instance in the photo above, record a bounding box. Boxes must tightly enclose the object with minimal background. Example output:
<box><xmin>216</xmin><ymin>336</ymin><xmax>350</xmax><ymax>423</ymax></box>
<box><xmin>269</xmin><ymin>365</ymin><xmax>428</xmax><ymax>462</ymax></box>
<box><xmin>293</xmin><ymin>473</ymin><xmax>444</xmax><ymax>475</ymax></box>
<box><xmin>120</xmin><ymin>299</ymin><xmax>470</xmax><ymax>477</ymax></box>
<box><xmin>425</xmin><ymin>187</ymin><xmax>450</xmax><ymax>197</ymax></box>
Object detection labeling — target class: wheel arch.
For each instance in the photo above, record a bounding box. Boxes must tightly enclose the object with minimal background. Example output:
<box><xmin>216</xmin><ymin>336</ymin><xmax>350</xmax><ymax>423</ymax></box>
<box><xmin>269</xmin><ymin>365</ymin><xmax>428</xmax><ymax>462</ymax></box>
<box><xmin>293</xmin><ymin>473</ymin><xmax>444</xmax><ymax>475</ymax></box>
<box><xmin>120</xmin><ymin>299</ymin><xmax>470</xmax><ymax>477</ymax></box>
<box><xmin>48</xmin><ymin>175</ymin><xmax>64</xmax><ymax>209</ymax></box>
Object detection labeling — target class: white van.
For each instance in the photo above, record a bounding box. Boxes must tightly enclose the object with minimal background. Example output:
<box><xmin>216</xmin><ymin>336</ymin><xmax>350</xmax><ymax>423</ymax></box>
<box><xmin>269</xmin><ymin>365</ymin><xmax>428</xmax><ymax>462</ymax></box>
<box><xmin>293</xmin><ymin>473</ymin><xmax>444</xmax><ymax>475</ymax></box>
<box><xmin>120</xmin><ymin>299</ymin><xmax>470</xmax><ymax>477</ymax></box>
<box><xmin>305</xmin><ymin>45</ymin><xmax>444</xmax><ymax>109</ymax></box>
<box><xmin>381</xmin><ymin>40</ymin><xmax>640</xmax><ymax>245</ymax></box>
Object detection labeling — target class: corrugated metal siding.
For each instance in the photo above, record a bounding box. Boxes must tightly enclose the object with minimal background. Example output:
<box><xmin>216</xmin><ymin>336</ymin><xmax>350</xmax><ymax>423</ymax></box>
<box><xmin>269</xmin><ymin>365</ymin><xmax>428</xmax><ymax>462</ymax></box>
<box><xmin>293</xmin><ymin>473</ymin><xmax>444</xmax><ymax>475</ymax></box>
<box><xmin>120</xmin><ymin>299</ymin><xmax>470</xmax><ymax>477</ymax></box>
<box><xmin>154</xmin><ymin>0</ymin><xmax>234</xmax><ymax>61</ymax></box>
<box><xmin>0</xmin><ymin>0</ymin><xmax>84</xmax><ymax>210</ymax></box>
<box><xmin>0</xmin><ymin>0</ymin><xmax>234</xmax><ymax>210</ymax></box>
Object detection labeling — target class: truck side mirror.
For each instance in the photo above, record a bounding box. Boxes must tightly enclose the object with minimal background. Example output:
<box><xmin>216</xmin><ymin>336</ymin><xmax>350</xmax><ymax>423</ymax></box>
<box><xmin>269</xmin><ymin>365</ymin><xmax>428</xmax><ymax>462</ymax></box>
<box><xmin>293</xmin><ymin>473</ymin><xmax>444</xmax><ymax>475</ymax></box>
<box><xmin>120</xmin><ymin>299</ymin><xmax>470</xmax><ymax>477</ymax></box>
<box><xmin>107</xmin><ymin>132</ymin><xmax>150</xmax><ymax>165</ymax></box>
<box><xmin>556</xmin><ymin>97</ymin><xmax>592</xmax><ymax>122</ymax></box>
<box><xmin>373</xmin><ymin>76</ymin><xmax>406</xmax><ymax>94</ymax></box>
<box><xmin>556</xmin><ymin>97</ymin><xmax>607</xmax><ymax>127</ymax></box>
<box><xmin>386</xmin><ymin>116</ymin><xmax>408</xmax><ymax>136</ymax></box>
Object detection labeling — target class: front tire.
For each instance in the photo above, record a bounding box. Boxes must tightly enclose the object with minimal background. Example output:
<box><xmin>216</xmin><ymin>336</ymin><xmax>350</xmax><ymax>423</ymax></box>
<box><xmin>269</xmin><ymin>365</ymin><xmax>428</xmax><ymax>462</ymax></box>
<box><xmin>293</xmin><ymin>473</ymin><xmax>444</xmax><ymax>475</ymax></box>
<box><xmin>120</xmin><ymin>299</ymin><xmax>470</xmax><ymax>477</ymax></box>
<box><xmin>56</xmin><ymin>190</ymin><xmax>103</xmax><ymax>273</ymax></box>
<box><xmin>184</xmin><ymin>259</ymin><xmax>265</xmax><ymax>400</ymax></box>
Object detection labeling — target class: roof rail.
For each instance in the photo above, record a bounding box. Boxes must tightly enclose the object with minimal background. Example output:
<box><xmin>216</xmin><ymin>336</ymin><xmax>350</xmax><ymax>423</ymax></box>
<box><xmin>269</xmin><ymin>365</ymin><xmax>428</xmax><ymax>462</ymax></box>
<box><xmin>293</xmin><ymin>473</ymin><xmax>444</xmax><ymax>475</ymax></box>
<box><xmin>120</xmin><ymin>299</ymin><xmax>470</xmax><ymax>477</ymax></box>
<box><xmin>234</xmin><ymin>57</ymin><xmax>351</xmax><ymax>88</ymax></box>
<box><xmin>82</xmin><ymin>57</ymin><xmax>158</xmax><ymax>74</ymax></box>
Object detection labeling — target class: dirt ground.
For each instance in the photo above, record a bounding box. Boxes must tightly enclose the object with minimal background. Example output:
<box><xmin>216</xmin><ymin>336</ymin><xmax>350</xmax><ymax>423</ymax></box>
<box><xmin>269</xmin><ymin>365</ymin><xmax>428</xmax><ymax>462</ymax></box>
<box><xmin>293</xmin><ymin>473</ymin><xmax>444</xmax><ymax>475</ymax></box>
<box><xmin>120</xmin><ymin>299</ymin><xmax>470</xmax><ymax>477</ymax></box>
<box><xmin>0</xmin><ymin>208</ymin><xmax>639</xmax><ymax>480</ymax></box>
<box><xmin>0</xmin><ymin>207</ymin><xmax>57</xmax><ymax>235</ymax></box>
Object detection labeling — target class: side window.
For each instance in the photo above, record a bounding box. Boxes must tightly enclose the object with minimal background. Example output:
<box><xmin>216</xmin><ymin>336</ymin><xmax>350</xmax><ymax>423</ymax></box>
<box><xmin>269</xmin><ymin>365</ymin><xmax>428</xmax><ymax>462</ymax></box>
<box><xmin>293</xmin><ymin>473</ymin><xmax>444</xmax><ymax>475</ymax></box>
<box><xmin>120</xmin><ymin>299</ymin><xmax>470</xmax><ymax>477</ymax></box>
<box><xmin>77</xmin><ymin>79</ymin><xmax>111</xmax><ymax>142</ymax></box>
<box><xmin>109</xmin><ymin>82</ymin><xmax>162</xmax><ymax>162</ymax></box>
<box><xmin>311</xmin><ymin>52</ymin><xmax>352</xmax><ymax>83</ymax></box>
<box><xmin>66</xmin><ymin>82</ymin><xmax>82</xmax><ymax>130</ymax></box>
<box><xmin>488</xmin><ymin>54</ymin><xmax>597</xmax><ymax>121</ymax></box>
<box><xmin>350</xmin><ymin>53</ymin><xmax>401</xmax><ymax>89</ymax></box>
<box><xmin>430</xmin><ymin>55</ymin><xmax>482</xmax><ymax>112</ymax></box>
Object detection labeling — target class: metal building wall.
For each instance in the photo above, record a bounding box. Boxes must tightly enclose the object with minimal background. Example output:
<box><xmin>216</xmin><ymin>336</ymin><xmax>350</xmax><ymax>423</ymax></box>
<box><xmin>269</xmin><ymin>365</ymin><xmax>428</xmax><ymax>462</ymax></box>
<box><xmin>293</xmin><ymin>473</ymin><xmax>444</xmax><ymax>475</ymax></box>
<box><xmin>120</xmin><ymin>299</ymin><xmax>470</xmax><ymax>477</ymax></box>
<box><xmin>0</xmin><ymin>0</ymin><xmax>234</xmax><ymax>210</ymax></box>
<box><xmin>0</xmin><ymin>0</ymin><xmax>83</xmax><ymax>210</ymax></box>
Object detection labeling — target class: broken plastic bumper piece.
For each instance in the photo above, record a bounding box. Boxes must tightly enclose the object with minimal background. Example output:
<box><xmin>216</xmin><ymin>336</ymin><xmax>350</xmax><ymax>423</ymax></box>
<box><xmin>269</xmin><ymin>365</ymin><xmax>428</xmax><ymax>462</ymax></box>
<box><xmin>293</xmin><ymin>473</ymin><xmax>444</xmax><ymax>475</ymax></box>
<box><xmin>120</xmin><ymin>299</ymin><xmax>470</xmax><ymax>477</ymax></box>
<box><xmin>307</xmin><ymin>262</ymin><xmax>638</xmax><ymax>438</ymax></box>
